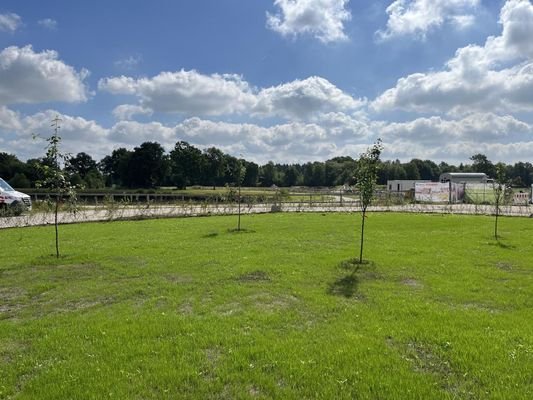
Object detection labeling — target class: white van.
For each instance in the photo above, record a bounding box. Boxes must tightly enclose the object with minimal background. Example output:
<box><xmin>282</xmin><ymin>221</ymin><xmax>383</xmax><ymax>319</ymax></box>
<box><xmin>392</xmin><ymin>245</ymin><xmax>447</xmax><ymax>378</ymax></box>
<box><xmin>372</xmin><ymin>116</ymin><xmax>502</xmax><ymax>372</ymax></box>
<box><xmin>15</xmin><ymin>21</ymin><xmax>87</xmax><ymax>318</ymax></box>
<box><xmin>0</xmin><ymin>178</ymin><xmax>32</xmax><ymax>215</ymax></box>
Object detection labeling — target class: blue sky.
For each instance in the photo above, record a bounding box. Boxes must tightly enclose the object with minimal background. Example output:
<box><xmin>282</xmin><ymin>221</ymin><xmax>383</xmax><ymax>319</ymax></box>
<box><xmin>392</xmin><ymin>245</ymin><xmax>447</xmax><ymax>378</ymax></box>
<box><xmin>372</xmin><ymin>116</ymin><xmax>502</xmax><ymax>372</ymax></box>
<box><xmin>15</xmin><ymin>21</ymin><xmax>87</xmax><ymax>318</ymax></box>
<box><xmin>1</xmin><ymin>0</ymin><xmax>532</xmax><ymax>165</ymax></box>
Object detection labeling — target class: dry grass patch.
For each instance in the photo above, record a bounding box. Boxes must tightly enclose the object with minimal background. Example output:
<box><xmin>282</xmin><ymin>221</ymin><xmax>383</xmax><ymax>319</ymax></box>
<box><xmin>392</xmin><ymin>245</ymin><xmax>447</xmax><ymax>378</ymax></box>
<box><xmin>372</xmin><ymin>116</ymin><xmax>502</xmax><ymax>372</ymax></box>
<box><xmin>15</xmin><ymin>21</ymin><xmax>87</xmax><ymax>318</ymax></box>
<box><xmin>401</xmin><ymin>278</ymin><xmax>423</xmax><ymax>288</ymax></box>
<box><xmin>495</xmin><ymin>262</ymin><xmax>513</xmax><ymax>271</ymax></box>
<box><xmin>237</xmin><ymin>270</ymin><xmax>271</xmax><ymax>282</ymax></box>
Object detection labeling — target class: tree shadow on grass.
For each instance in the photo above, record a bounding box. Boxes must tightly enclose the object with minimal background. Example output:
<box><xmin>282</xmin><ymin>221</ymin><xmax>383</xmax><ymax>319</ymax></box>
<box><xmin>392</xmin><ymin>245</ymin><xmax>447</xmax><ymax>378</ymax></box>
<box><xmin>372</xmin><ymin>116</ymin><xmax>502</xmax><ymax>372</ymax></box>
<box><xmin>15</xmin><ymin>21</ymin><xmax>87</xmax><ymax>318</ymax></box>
<box><xmin>328</xmin><ymin>273</ymin><xmax>359</xmax><ymax>298</ymax></box>
<box><xmin>227</xmin><ymin>228</ymin><xmax>256</xmax><ymax>234</ymax></box>
<box><xmin>327</xmin><ymin>258</ymin><xmax>368</xmax><ymax>298</ymax></box>
<box><xmin>487</xmin><ymin>239</ymin><xmax>515</xmax><ymax>250</ymax></box>
<box><xmin>202</xmin><ymin>231</ymin><xmax>219</xmax><ymax>238</ymax></box>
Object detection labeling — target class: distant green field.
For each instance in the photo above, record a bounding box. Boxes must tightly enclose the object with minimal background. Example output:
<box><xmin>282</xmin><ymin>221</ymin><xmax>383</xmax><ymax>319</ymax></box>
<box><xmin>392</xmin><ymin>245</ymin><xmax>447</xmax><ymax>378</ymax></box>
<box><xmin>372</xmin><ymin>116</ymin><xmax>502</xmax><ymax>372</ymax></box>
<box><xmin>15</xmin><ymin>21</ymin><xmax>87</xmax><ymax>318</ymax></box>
<box><xmin>1</xmin><ymin>213</ymin><xmax>531</xmax><ymax>399</ymax></box>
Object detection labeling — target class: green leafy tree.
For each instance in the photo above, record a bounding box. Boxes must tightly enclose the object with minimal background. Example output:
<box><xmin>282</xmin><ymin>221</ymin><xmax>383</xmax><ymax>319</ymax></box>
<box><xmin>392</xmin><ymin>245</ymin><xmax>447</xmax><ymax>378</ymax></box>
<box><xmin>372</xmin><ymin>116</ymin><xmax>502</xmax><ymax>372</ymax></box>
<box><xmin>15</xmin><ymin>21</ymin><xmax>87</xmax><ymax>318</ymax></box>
<box><xmin>169</xmin><ymin>141</ymin><xmax>204</xmax><ymax>188</ymax></box>
<box><xmin>0</xmin><ymin>152</ymin><xmax>26</xmax><ymax>180</ymax></box>
<box><xmin>35</xmin><ymin>116</ymin><xmax>78</xmax><ymax>258</ymax></box>
<box><xmin>66</xmin><ymin>152</ymin><xmax>104</xmax><ymax>188</ymax></box>
<box><xmin>242</xmin><ymin>161</ymin><xmax>259</xmax><ymax>187</ymax></box>
<box><xmin>128</xmin><ymin>142</ymin><xmax>169</xmax><ymax>188</ymax></box>
<box><xmin>284</xmin><ymin>165</ymin><xmax>302</xmax><ymax>187</ymax></box>
<box><xmin>471</xmin><ymin>153</ymin><xmax>496</xmax><ymax>178</ymax></box>
<box><xmin>260</xmin><ymin>161</ymin><xmax>277</xmax><ymax>187</ymax></box>
<box><xmin>99</xmin><ymin>148</ymin><xmax>132</xmax><ymax>187</ymax></box>
<box><xmin>203</xmin><ymin>147</ymin><xmax>226</xmax><ymax>190</ymax></box>
<box><xmin>355</xmin><ymin>139</ymin><xmax>383</xmax><ymax>263</ymax></box>
<box><xmin>8</xmin><ymin>173</ymin><xmax>31</xmax><ymax>188</ymax></box>
<box><xmin>65</xmin><ymin>152</ymin><xmax>98</xmax><ymax>177</ymax></box>
<box><xmin>403</xmin><ymin>160</ymin><xmax>421</xmax><ymax>180</ymax></box>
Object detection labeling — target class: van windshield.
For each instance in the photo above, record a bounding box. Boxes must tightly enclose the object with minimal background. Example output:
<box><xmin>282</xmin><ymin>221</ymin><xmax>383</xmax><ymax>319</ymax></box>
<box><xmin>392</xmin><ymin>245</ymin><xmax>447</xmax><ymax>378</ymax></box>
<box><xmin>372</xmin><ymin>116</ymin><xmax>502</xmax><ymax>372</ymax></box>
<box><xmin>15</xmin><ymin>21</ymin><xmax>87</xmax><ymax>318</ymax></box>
<box><xmin>0</xmin><ymin>178</ymin><xmax>15</xmax><ymax>192</ymax></box>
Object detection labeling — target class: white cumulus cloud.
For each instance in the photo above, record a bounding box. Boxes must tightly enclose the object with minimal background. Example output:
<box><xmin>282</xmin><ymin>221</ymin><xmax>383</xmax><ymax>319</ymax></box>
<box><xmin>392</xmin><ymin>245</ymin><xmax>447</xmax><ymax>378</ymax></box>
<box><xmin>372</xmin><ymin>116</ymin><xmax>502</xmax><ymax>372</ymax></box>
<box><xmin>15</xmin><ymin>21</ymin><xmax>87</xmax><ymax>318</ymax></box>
<box><xmin>0</xmin><ymin>13</ymin><xmax>21</xmax><ymax>33</ymax></box>
<box><xmin>377</xmin><ymin>0</ymin><xmax>480</xmax><ymax>40</ymax></box>
<box><xmin>255</xmin><ymin>76</ymin><xmax>365</xmax><ymax>119</ymax></box>
<box><xmin>267</xmin><ymin>0</ymin><xmax>351</xmax><ymax>43</ymax></box>
<box><xmin>112</xmin><ymin>104</ymin><xmax>153</xmax><ymax>120</ymax></box>
<box><xmin>0</xmin><ymin>45</ymin><xmax>88</xmax><ymax>106</ymax></box>
<box><xmin>101</xmin><ymin>71</ymin><xmax>364</xmax><ymax>122</ymax></box>
<box><xmin>38</xmin><ymin>18</ymin><xmax>57</xmax><ymax>30</ymax></box>
<box><xmin>372</xmin><ymin>0</ymin><xmax>533</xmax><ymax>114</ymax></box>
<box><xmin>114</xmin><ymin>55</ymin><xmax>142</xmax><ymax>71</ymax></box>
<box><xmin>99</xmin><ymin>70</ymin><xmax>256</xmax><ymax>116</ymax></box>
<box><xmin>378</xmin><ymin>113</ymin><xmax>532</xmax><ymax>145</ymax></box>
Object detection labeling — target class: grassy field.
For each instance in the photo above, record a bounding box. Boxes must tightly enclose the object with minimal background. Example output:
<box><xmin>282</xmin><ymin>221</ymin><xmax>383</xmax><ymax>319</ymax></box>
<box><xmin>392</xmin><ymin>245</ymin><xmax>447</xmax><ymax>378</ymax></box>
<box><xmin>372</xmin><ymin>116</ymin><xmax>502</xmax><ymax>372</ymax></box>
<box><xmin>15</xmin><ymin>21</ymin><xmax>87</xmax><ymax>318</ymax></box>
<box><xmin>0</xmin><ymin>213</ymin><xmax>532</xmax><ymax>399</ymax></box>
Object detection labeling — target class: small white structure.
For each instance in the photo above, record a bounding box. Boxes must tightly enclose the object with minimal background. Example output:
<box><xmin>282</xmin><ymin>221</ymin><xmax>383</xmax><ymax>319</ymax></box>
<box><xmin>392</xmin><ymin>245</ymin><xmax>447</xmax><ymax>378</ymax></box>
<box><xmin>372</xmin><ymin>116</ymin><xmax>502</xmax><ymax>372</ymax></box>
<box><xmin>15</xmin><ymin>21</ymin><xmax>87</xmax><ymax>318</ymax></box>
<box><xmin>439</xmin><ymin>172</ymin><xmax>490</xmax><ymax>184</ymax></box>
<box><xmin>387</xmin><ymin>180</ymin><xmax>430</xmax><ymax>192</ymax></box>
<box><xmin>513</xmin><ymin>192</ymin><xmax>529</xmax><ymax>205</ymax></box>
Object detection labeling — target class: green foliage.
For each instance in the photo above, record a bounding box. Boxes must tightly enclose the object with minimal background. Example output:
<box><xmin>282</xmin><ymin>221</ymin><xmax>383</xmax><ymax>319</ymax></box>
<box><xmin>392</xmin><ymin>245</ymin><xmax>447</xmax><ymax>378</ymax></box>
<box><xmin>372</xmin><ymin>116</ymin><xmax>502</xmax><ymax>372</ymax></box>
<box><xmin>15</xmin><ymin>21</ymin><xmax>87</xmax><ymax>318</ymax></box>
<box><xmin>33</xmin><ymin>116</ymin><xmax>79</xmax><ymax>258</ymax></box>
<box><xmin>8</xmin><ymin>172</ymin><xmax>31</xmax><ymax>188</ymax></box>
<box><xmin>127</xmin><ymin>142</ymin><xmax>169</xmax><ymax>188</ymax></box>
<box><xmin>355</xmin><ymin>139</ymin><xmax>383</xmax><ymax>262</ymax></box>
<box><xmin>355</xmin><ymin>139</ymin><xmax>383</xmax><ymax>213</ymax></box>
<box><xmin>4</xmin><ymin>137</ymin><xmax>533</xmax><ymax>191</ymax></box>
<box><xmin>35</xmin><ymin>120</ymin><xmax>77</xmax><ymax>199</ymax></box>
<box><xmin>169</xmin><ymin>141</ymin><xmax>204</xmax><ymax>188</ymax></box>
<box><xmin>0</xmin><ymin>213</ymin><xmax>532</xmax><ymax>399</ymax></box>
<box><xmin>471</xmin><ymin>153</ymin><xmax>496</xmax><ymax>178</ymax></box>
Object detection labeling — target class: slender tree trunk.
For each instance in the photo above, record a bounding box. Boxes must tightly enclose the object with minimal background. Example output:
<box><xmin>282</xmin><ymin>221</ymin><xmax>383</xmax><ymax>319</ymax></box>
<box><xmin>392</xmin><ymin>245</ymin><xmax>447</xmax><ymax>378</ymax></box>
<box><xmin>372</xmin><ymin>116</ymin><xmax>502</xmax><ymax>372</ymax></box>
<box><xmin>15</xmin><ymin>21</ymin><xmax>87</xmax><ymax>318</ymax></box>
<box><xmin>359</xmin><ymin>209</ymin><xmax>366</xmax><ymax>263</ymax></box>
<box><xmin>55</xmin><ymin>195</ymin><xmax>60</xmax><ymax>258</ymax></box>
<box><xmin>494</xmin><ymin>201</ymin><xmax>499</xmax><ymax>240</ymax></box>
<box><xmin>237</xmin><ymin>185</ymin><xmax>241</xmax><ymax>231</ymax></box>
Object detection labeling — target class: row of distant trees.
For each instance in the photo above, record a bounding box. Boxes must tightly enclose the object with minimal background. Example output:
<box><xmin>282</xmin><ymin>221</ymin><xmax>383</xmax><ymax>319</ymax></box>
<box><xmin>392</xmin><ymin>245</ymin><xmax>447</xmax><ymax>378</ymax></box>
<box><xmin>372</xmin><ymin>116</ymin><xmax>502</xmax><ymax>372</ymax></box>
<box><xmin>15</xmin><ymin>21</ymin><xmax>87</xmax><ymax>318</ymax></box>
<box><xmin>1</xmin><ymin>141</ymin><xmax>532</xmax><ymax>189</ymax></box>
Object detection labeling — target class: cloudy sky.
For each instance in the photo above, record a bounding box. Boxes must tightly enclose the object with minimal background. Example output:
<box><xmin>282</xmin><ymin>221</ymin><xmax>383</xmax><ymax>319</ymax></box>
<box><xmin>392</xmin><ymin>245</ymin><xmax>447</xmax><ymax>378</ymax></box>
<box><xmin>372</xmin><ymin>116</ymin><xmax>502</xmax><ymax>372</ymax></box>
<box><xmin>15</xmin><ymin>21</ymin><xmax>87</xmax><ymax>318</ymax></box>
<box><xmin>1</xmin><ymin>0</ymin><xmax>533</xmax><ymax>164</ymax></box>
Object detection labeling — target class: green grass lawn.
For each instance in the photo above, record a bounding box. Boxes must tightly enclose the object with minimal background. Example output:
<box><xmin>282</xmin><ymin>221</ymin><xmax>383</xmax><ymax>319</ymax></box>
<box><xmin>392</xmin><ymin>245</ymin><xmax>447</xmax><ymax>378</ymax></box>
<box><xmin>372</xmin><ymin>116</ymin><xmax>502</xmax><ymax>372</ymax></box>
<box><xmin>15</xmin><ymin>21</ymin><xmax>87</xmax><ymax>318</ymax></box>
<box><xmin>1</xmin><ymin>213</ymin><xmax>532</xmax><ymax>399</ymax></box>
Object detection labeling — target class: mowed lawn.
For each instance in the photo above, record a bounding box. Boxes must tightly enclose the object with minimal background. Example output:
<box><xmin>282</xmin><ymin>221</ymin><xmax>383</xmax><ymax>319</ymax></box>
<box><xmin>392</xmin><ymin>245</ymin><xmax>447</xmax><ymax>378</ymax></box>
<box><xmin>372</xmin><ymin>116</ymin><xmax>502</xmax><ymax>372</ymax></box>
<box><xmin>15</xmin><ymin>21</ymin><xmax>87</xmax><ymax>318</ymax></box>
<box><xmin>0</xmin><ymin>213</ymin><xmax>532</xmax><ymax>399</ymax></box>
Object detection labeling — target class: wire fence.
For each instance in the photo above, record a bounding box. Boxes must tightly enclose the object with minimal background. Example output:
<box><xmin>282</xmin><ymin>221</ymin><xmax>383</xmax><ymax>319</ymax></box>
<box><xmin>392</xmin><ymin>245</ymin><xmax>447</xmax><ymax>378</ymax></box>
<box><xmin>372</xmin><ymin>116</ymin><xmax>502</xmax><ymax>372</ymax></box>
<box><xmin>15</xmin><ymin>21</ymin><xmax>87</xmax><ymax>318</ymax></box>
<box><xmin>1</xmin><ymin>192</ymin><xmax>532</xmax><ymax>229</ymax></box>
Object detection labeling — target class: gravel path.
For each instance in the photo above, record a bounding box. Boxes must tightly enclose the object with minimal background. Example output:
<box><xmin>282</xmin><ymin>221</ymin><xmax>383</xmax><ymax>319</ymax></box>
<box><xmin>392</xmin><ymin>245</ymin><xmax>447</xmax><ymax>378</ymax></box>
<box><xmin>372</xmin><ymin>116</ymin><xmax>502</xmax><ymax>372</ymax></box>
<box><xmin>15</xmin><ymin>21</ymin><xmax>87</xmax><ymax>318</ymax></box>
<box><xmin>1</xmin><ymin>202</ymin><xmax>532</xmax><ymax>229</ymax></box>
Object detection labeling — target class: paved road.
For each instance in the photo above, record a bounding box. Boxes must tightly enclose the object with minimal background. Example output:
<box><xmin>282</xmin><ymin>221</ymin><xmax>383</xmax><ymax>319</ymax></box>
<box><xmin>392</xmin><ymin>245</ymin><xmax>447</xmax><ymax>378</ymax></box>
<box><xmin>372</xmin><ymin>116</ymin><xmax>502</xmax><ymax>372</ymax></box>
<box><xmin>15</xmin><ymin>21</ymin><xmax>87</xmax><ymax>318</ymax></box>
<box><xmin>1</xmin><ymin>202</ymin><xmax>532</xmax><ymax>229</ymax></box>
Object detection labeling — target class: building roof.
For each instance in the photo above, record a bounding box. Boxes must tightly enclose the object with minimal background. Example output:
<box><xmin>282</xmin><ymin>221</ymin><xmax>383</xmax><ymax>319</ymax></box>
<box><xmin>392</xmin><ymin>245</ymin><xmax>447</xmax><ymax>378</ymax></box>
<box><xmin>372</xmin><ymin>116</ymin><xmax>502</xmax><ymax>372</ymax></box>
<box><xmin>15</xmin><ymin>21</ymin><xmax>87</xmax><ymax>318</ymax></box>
<box><xmin>440</xmin><ymin>173</ymin><xmax>487</xmax><ymax>178</ymax></box>
<box><xmin>439</xmin><ymin>172</ymin><xmax>489</xmax><ymax>182</ymax></box>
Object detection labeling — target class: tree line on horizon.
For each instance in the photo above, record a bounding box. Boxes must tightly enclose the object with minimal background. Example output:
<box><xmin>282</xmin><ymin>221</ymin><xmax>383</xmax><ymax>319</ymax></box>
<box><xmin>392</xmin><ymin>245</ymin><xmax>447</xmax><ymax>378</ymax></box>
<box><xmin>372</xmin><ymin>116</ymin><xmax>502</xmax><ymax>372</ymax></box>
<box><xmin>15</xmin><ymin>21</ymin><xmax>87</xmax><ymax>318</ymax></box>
<box><xmin>1</xmin><ymin>142</ymin><xmax>532</xmax><ymax>190</ymax></box>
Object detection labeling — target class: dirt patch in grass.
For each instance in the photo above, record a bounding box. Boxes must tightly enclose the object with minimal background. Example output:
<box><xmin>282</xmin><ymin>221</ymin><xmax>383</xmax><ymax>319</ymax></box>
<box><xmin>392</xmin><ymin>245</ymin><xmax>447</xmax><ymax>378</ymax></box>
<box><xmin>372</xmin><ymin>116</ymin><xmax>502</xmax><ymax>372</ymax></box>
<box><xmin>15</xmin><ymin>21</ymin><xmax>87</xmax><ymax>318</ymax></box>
<box><xmin>22</xmin><ymin>264</ymin><xmax>106</xmax><ymax>284</ymax></box>
<box><xmin>60</xmin><ymin>297</ymin><xmax>115</xmax><ymax>312</ymax></box>
<box><xmin>237</xmin><ymin>270</ymin><xmax>271</xmax><ymax>283</ymax></box>
<box><xmin>460</xmin><ymin>302</ymin><xmax>501</xmax><ymax>313</ymax></box>
<box><xmin>216</xmin><ymin>301</ymin><xmax>243</xmax><ymax>316</ymax></box>
<box><xmin>164</xmin><ymin>274</ymin><xmax>193</xmax><ymax>284</ymax></box>
<box><xmin>0</xmin><ymin>339</ymin><xmax>28</xmax><ymax>364</ymax></box>
<box><xmin>401</xmin><ymin>278</ymin><xmax>423</xmax><ymax>288</ymax></box>
<box><xmin>0</xmin><ymin>303</ymin><xmax>24</xmax><ymax>318</ymax></box>
<box><xmin>205</xmin><ymin>347</ymin><xmax>221</xmax><ymax>363</ymax></box>
<box><xmin>24</xmin><ymin>296</ymin><xmax>117</xmax><ymax>319</ymax></box>
<box><xmin>0</xmin><ymin>287</ymin><xmax>26</xmax><ymax>318</ymax></box>
<box><xmin>215</xmin><ymin>292</ymin><xmax>299</xmax><ymax>316</ymax></box>
<box><xmin>177</xmin><ymin>300</ymin><xmax>194</xmax><ymax>315</ymax></box>
<box><xmin>393</xmin><ymin>339</ymin><xmax>478</xmax><ymax>398</ymax></box>
<box><xmin>0</xmin><ymin>287</ymin><xmax>26</xmax><ymax>302</ymax></box>
<box><xmin>248</xmin><ymin>385</ymin><xmax>262</xmax><ymax>397</ymax></box>
<box><xmin>495</xmin><ymin>262</ymin><xmax>513</xmax><ymax>271</ymax></box>
<box><xmin>436</xmin><ymin>299</ymin><xmax>502</xmax><ymax>314</ymax></box>
<box><xmin>405</xmin><ymin>341</ymin><xmax>453</xmax><ymax>377</ymax></box>
<box><xmin>110</xmin><ymin>257</ymin><xmax>148</xmax><ymax>268</ymax></box>
<box><xmin>250</xmin><ymin>292</ymin><xmax>299</xmax><ymax>312</ymax></box>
